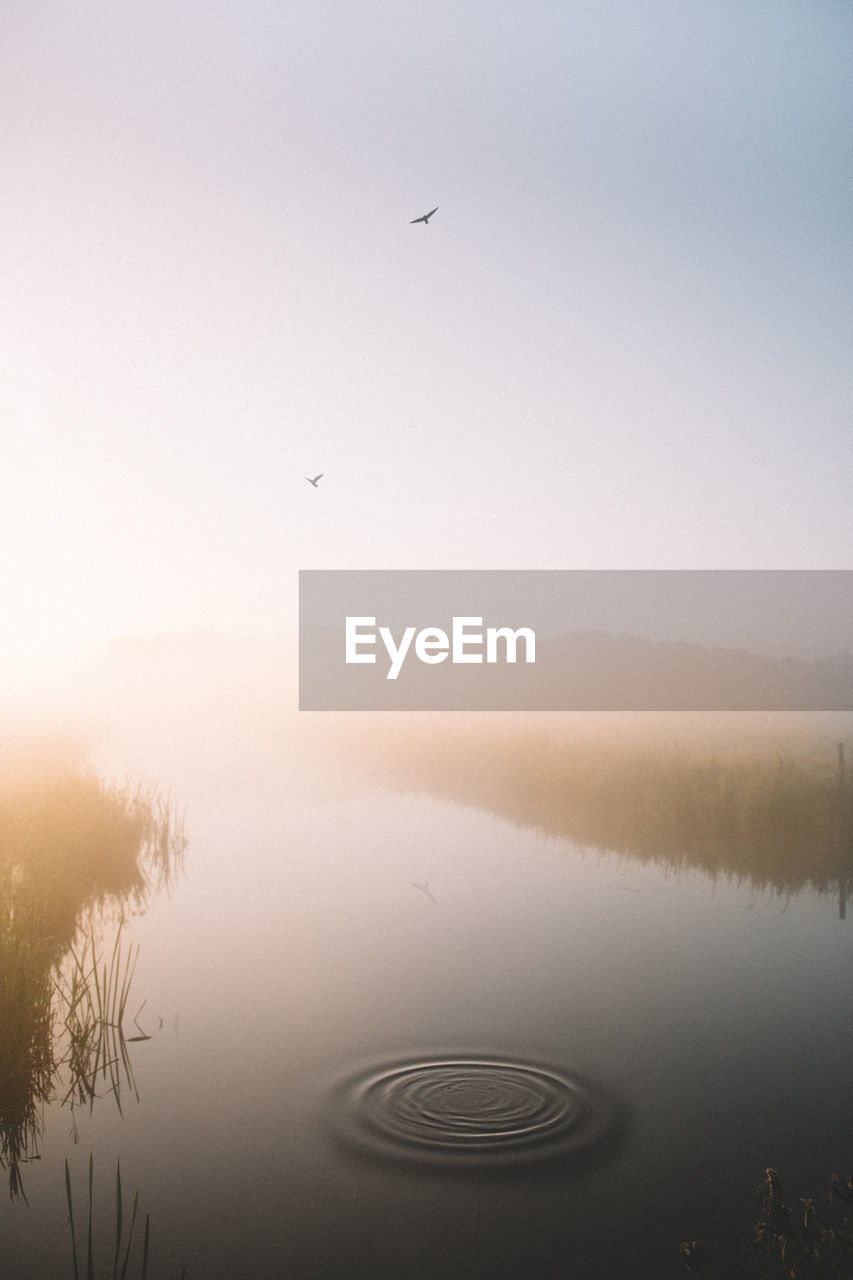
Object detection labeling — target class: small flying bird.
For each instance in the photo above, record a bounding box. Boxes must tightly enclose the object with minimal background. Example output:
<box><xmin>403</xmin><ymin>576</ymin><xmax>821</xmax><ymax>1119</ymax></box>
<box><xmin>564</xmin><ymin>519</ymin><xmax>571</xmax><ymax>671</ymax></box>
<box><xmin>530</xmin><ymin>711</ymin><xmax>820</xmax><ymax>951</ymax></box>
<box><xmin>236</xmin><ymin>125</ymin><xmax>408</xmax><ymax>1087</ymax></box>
<box><xmin>306</xmin><ymin>474</ymin><xmax>323</xmax><ymax>487</ymax></box>
<box><xmin>410</xmin><ymin>206</ymin><xmax>438</xmax><ymax>225</ymax></box>
<box><xmin>410</xmin><ymin>879</ymin><xmax>438</xmax><ymax>905</ymax></box>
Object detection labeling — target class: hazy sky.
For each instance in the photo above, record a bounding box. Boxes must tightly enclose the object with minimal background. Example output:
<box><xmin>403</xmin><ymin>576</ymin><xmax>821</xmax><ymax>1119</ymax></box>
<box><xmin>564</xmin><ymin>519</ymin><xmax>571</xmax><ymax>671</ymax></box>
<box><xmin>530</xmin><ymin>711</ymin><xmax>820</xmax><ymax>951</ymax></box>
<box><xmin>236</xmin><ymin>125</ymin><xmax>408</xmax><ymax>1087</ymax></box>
<box><xmin>3</xmin><ymin>1</ymin><xmax>852</xmax><ymax>687</ymax></box>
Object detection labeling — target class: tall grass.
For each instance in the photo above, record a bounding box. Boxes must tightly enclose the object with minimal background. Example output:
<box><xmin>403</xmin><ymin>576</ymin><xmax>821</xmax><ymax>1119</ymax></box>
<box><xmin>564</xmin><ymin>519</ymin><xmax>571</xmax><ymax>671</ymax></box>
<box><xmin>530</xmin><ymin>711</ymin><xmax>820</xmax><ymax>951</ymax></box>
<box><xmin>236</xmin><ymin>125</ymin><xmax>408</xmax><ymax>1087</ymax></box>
<box><xmin>0</xmin><ymin>761</ymin><xmax>185</xmax><ymax>1199</ymax></box>
<box><xmin>65</xmin><ymin>1154</ymin><xmax>149</xmax><ymax>1280</ymax></box>
<box><xmin>681</xmin><ymin>1165</ymin><xmax>853</xmax><ymax>1277</ymax></box>
<box><xmin>332</xmin><ymin>719</ymin><xmax>853</xmax><ymax>901</ymax></box>
<box><xmin>56</xmin><ymin>927</ymin><xmax>150</xmax><ymax>1119</ymax></box>
<box><xmin>0</xmin><ymin>920</ymin><xmax>53</xmax><ymax>1203</ymax></box>
<box><xmin>1</xmin><ymin>770</ymin><xmax>185</xmax><ymax>961</ymax></box>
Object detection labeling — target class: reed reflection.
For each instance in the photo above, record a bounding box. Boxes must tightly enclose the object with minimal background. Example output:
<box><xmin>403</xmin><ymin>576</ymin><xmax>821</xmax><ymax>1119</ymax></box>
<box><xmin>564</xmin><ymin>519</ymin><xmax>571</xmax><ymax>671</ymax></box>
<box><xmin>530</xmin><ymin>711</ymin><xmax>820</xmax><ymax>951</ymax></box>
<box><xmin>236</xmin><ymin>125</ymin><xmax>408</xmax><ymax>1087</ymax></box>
<box><xmin>0</xmin><ymin>758</ymin><xmax>185</xmax><ymax>1200</ymax></box>
<box><xmin>330</xmin><ymin>720</ymin><xmax>853</xmax><ymax>910</ymax></box>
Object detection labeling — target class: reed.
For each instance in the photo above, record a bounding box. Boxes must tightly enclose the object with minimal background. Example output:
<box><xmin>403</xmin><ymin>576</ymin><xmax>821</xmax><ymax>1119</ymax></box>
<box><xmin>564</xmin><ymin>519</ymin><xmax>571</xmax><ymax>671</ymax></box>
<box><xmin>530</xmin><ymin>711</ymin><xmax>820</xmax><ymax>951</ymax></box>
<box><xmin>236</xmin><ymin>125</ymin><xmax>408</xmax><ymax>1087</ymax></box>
<box><xmin>1</xmin><ymin>901</ymin><xmax>56</xmax><ymax>1201</ymax></box>
<box><xmin>681</xmin><ymin>1166</ymin><xmax>853</xmax><ymax>1277</ymax></box>
<box><xmin>64</xmin><ymin>1154</ymin><xmax>150</xmax><ymax>1280</ymax></box>
<box><xmin>0</xmin><ymin>759</ymin><xmax>185</xmax><ymax>1199</ymax></box>
<box><xmin>56</xmin><ymin>925</ymin><xmax>150</xmax><ymax>1118</ymax></box>
<box><xmin>337</xmin><ymin>720</ymin><xmax>853</xmax><ymax>902</ymax></box>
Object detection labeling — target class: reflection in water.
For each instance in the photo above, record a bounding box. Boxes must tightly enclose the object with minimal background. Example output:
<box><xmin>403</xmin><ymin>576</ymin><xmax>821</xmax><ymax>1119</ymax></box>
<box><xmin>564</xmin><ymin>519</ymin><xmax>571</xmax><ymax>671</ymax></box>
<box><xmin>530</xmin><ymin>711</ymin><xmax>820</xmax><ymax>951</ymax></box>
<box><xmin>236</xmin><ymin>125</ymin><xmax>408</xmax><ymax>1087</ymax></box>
<box><xmin>65</xmin><ymin>1153</ymin><xmax>155</xmax><ymax>1280</ymax></box>
<box><xmin>0</xmin><ymin>761</ymin><xmax>185</xmax><ymax>1200</ymax></box>
<box><xmin>329</xmin><ymin>1055</ymin><xmax>622</xmax><ymax>1174</ymax></box>
<box><xmin>329</xmin><ymin>719</ymin><xmax>853</xmax><ymax>909</ymax></box>
<box><xmin>57</xmin><ymin>928</ymin><xmax>150</xmax><ymax>1126</ymax></box>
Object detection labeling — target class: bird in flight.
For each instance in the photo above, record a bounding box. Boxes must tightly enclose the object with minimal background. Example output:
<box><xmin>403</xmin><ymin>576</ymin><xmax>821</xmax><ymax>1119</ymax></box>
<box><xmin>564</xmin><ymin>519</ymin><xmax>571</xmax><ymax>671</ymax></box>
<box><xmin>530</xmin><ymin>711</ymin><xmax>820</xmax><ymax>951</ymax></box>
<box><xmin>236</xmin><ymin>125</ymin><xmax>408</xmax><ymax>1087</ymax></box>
<box><xmin>306</xmin><ymin>474</ymin><xmax>323</xmax><ymax>487</ymax></box>
<box><xmin>410</xmin><ymin>206</ymin><xmax>438</xmax><ymax>225</ymax></box>
<box><xmin>410</xmin><ymin>879</ymin><xmax>438</xmax><ymax>905</ymax></box>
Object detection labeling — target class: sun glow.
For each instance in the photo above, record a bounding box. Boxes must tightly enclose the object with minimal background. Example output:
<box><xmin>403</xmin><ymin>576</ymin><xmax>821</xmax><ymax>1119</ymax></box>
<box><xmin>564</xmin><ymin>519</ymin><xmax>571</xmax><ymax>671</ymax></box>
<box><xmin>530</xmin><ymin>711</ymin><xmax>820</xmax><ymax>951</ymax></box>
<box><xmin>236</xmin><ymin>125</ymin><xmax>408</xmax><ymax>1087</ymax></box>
<box><xmin>0</xmin><ymin>467</ymin><xmax>103</xmax><ymax>693</ymax></box>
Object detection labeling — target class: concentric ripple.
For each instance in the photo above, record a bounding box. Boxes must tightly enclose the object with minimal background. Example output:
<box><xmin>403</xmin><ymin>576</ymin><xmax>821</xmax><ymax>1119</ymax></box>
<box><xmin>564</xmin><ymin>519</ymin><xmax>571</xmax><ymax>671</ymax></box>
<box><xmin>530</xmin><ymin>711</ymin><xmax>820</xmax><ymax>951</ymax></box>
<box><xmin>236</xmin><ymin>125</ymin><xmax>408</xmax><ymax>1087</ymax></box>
<box><xmin>328</xmin><ymin>1056</ymin><xmax>617</xmax><ymax>1171</ymax></box>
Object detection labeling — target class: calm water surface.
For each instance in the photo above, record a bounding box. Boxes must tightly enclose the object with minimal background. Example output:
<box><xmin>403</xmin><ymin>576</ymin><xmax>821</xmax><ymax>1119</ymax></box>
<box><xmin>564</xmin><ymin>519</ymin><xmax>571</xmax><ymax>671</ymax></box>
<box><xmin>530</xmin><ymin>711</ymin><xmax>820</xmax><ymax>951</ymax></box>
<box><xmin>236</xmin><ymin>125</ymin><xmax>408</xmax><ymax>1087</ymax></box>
<box><xmin>4</xmin><ymin>725</ymin><xmax>853</xmax><ymax>1279</ymax></box>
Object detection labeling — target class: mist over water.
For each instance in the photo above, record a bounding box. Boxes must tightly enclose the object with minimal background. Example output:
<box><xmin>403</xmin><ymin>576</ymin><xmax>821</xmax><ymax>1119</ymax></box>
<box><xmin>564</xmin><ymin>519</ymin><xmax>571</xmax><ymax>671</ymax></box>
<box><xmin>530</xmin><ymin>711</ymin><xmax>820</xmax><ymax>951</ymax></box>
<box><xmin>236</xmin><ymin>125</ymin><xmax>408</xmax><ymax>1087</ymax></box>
<box><xmin>6</xmin><ymin>0</ymin><xmax>853</xmax><ymax>1271</ymax></box>
<box><xmin>2</xmin><ymin>636</ymin><xmax>853</xmax><ymax>1278</ymax></box>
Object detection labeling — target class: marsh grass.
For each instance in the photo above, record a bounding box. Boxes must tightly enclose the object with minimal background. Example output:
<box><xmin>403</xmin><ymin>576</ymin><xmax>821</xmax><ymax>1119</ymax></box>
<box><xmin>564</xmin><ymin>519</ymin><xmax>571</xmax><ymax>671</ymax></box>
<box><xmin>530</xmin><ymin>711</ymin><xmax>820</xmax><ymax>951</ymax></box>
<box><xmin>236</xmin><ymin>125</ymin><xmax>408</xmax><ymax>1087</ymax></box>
<box><xmin>56</xmin><ymin>927</ymin><xmax>151</xmax><ymax>1118</ymax></box>
<box><xmin>681</xmin><ymin>1166</ymin><xmax>853</xmax><ymax>1277</ymax></box>
<box><xmin>336</xmin><ymin>721</ymin><xmax>853</xmax><ymax>902</ymax></box>
<box><xmin>0</xmin><ymin>920</ymin><xmax>53</xmax><ymax>1203</ymax></box>
<box><xmin>65</xmin><ymin>1154</ymin><xmax>150</xmax><ymax>1280</ymax></box>
<box><xmin>1</xmin><ymin>771</ymin><xmax>185</xmax><ymax>957</ymax></box>
<box><xmin>0</xmin><ymin>760</ymin><xmax>185</xmax><ymax>1199</ymax></box>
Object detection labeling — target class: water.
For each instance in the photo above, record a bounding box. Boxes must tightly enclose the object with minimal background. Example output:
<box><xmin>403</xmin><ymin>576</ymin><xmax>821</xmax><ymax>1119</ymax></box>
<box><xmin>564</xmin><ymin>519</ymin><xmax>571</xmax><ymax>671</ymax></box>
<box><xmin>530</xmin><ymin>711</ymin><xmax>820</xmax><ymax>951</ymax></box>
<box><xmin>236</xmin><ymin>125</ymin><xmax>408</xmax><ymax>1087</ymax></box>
<box><xmin>3</xmin><ymin>713</ymin><xmax>853</xmax><ymax>1278</ymax></box>
<box><xmin>328</xmin><ymin>1056</ymin><xmax>619</xmax><ymax>1170</ymax></box>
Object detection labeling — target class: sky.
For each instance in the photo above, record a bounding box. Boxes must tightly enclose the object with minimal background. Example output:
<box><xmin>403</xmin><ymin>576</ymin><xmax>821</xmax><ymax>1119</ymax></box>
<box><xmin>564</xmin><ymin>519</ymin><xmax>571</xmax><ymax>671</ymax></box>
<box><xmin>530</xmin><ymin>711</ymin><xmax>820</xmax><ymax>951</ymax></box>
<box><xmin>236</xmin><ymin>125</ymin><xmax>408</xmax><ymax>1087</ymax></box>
<box><xmin>2</xmin><ymin>0</ymin><xmax>852</xmax><ymax>690</ymax></box>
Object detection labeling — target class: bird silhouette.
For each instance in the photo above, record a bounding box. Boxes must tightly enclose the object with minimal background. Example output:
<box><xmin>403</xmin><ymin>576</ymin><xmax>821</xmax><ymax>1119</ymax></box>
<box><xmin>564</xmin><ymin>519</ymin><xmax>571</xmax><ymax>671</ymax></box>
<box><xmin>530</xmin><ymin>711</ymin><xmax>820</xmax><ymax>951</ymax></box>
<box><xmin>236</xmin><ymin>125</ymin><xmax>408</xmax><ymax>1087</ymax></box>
<box><xmin>410</xmin><ymin>206</ymin><xmax>438</xmax><ymax>225</ymax></box>
<box><xmin>306</xmin><ymin>474</ymin><xmax>323</xmax><ymax>487</ymax></box>
<box><xmin>410</xmin><ymin>879</ymin><xmax>438</xmax><ymax>904</ymax></box>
